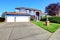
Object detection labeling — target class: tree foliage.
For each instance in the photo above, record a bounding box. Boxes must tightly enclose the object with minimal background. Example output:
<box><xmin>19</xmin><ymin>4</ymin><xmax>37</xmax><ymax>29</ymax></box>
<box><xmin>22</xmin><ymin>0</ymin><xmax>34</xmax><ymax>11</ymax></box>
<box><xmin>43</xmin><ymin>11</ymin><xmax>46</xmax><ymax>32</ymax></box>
<box><xmin>1</xmin><ymin>12</ymin><xmax>7</xmax><ymax>18</ymax></box>
<box><xmin>45</xmin><ymin>3</ymin><xmax>60</xmax><ymax>16</ymax></box>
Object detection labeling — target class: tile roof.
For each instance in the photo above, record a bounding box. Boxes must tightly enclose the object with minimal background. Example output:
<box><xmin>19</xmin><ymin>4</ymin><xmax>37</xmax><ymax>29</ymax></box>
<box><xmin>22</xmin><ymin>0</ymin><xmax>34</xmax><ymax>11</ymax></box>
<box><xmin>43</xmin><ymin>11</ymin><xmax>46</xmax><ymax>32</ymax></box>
<box><xmin>5</xmin><ymin>12</ymin><xmax>30</xmax><ymax>16</ymax></box>
<box><xmin>6</xmin><ymin>12</ymin><xmax>27</xmax><ymax>14</ymax></box>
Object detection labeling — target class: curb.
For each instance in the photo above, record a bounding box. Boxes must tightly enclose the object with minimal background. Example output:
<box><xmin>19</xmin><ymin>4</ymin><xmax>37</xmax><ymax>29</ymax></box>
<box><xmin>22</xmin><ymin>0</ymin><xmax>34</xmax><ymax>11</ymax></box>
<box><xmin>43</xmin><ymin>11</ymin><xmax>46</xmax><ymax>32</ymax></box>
<box><xmin>48</xmin><ymin>28</ymin><xmax>60</xmax><ymax>40</ymax></box>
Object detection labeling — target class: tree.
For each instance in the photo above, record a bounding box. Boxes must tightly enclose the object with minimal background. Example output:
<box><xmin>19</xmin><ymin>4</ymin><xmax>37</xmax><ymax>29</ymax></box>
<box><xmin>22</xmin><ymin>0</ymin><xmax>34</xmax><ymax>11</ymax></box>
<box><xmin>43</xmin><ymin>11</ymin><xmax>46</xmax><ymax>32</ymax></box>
<box><xmin>45</xmin><ymin>3</ymin><xmax>60</xmax><ymax>16</ymax></box>
<box><xmin>1</xmin><ymin>12</ymin><xmax>7</xmax><ymax>18</ymax></box>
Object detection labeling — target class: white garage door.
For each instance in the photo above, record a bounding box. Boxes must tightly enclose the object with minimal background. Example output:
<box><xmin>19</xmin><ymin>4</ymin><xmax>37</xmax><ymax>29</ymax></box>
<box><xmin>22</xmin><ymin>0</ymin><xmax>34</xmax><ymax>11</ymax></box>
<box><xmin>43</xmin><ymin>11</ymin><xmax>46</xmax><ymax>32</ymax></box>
<box><xmin>6</xmin><ymin>16</ymin><xmax>15</xmax><ymax>22</ymax></box>
<box><xmin>16</xmin><ymin>16</ymin><xmax>30</xmax><ymax>22</ymax></box>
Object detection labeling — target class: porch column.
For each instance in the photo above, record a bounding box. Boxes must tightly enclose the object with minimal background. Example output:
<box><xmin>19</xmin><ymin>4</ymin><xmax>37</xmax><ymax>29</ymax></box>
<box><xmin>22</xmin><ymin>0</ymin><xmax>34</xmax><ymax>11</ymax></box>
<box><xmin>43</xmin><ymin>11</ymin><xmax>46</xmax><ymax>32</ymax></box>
<box><xmin>36</xmin><ymin>15</ymin><xmax>40</xmax><ymax>22</ymax></box>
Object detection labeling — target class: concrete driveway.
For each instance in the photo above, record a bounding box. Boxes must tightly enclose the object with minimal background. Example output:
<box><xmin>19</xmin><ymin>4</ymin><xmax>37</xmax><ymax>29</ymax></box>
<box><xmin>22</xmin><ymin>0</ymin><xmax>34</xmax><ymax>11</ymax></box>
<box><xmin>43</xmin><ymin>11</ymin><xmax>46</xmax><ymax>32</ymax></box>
<box><xmin>0</xmin><ymin>22</ymin><xmax>52</xmax><ymax>40</ymax></box>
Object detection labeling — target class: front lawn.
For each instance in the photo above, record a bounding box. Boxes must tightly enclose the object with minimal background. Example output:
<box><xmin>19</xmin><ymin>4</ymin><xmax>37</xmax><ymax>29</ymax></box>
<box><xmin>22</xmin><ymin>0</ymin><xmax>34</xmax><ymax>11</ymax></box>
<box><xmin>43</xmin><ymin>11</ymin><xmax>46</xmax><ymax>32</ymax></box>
<box><xmin>31</xmin><ymin>20</ymin><xmax>60</xmax><ymax>33</ymax></box>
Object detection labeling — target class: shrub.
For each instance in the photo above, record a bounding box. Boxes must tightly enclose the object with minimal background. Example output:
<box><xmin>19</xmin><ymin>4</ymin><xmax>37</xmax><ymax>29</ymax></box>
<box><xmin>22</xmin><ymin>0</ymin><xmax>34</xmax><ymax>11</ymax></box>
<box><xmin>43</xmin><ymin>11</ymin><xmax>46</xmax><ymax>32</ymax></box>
<box><xmin>49</xmin><ymin>16</ymin><xmax>60</xmax><ymax>23</ymax></box>
<box><xmin>0</xmin><ymin>17</ymin><xmax>5</xmax><ymax>22</ymax></box>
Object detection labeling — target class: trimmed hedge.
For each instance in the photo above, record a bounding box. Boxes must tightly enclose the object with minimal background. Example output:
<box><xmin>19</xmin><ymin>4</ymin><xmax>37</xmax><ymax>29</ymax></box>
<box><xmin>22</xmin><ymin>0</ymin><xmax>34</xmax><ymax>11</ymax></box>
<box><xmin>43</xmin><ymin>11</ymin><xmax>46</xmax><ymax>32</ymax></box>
<box><xmin>49</xmin><ymin>16</ymin><xmax>60</xmax><ymax>23</ymax></box>
<box><xmin>41</xmin><ymin>16</ymin><xmax>60</xmax><ymax>23</ymax></box>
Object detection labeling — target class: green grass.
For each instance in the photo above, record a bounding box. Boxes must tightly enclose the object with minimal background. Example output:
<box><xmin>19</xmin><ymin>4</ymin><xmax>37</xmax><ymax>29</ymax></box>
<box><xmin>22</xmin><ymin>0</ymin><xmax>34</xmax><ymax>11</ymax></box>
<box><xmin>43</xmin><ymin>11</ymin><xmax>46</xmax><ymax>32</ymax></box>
<box><xmin>0</xmin><ymin>22</ymin><xmax>4</xmax><ymax>25</ymax></box>
<box><xmin>31</xmin><ymin>20</ymin><xmax>60</xmax><ymax>33</ymax></box>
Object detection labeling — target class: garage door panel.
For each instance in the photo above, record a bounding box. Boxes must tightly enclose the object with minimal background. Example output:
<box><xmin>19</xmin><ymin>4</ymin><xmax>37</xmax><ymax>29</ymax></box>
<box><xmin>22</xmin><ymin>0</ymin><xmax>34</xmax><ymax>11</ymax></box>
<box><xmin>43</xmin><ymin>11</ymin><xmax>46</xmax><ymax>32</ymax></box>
<box><xmin>16</xmin><ymin>16</ymin><xmax>30</xmax><ymax>22</ymax></box>
<box><xmin>7</xmin><ymin>16</ymin><xmax>15</xmax><ymax>22</ymax></box>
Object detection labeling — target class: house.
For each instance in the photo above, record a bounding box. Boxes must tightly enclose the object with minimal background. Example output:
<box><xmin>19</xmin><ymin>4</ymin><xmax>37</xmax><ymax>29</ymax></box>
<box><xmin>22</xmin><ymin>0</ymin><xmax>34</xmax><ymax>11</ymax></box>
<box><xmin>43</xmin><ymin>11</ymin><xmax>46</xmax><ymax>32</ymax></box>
<box><xmin>5</xmin><ymin>7</ymin><xmax>42</xmax><ymax>22</ymax></box>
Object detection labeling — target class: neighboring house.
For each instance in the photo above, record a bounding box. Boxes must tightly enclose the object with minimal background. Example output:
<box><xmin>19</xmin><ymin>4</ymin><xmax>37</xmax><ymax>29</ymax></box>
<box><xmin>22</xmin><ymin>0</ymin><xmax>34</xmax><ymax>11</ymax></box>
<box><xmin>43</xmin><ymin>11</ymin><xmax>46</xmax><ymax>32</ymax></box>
<box><xmin>5</xmin><ymin>7</ymin><xmax>42</xmax><ymax>22</ymax></box>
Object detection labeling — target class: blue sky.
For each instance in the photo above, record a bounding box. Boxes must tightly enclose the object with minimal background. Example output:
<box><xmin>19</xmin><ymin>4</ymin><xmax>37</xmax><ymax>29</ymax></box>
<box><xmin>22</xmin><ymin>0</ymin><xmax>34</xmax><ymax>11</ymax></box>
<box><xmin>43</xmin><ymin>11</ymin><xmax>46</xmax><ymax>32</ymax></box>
<box><xmin>0</xmin><ymin>0</ymin><xmax>60</xmax><ymax>16</ymax></box>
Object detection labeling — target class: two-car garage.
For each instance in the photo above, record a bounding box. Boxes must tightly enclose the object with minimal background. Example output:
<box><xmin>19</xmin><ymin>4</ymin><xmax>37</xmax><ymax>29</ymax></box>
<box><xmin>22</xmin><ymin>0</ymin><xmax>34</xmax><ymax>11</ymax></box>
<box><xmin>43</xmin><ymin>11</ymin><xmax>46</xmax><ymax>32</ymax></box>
<box><xmin>6</xmin><ymin>14</ymin><xmax>30</xmax><ymax>22</ymax></box>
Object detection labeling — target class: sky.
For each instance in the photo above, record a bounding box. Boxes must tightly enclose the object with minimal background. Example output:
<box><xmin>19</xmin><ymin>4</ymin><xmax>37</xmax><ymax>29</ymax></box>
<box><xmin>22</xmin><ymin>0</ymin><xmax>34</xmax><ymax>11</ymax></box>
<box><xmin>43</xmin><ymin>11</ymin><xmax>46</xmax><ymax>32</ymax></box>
<box><xmin>0</xmin><ymin>0</ymin><xmax>60</xmax><ymax>16</ymax></box>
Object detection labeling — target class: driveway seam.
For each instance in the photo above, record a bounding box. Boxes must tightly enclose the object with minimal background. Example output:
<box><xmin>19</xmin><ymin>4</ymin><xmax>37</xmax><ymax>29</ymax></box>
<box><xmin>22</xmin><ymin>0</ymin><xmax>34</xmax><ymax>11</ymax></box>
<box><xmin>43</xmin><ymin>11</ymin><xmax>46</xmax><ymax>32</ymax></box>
<box><xmin>47</xmin><ymin>33</ymin><xmax>53</xmax><ymax>40</ymax></box>
<box><xmin>8</xmin><ymin>27</ymin><xmax>14</xmax><ymax>40</ymax></box>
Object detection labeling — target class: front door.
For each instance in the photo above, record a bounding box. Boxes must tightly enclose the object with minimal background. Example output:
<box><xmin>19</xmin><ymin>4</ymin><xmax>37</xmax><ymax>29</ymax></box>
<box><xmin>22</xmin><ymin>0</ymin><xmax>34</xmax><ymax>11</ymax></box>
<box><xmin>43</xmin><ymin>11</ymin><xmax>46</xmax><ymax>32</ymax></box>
<box><xmin>36</xmin><ymin>12</ymin><xmax>39</xmax><ymax>20</ymax></box>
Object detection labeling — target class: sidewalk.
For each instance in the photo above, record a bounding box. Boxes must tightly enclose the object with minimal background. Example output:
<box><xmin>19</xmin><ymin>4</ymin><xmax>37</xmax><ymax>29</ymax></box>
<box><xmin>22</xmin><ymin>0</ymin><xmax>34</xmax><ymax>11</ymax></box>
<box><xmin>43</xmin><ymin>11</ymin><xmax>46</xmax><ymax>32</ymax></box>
<box><xmin>48</xmin><ymin>29</ymin><xmax>60</xmax><ymax>40</ymax></box>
